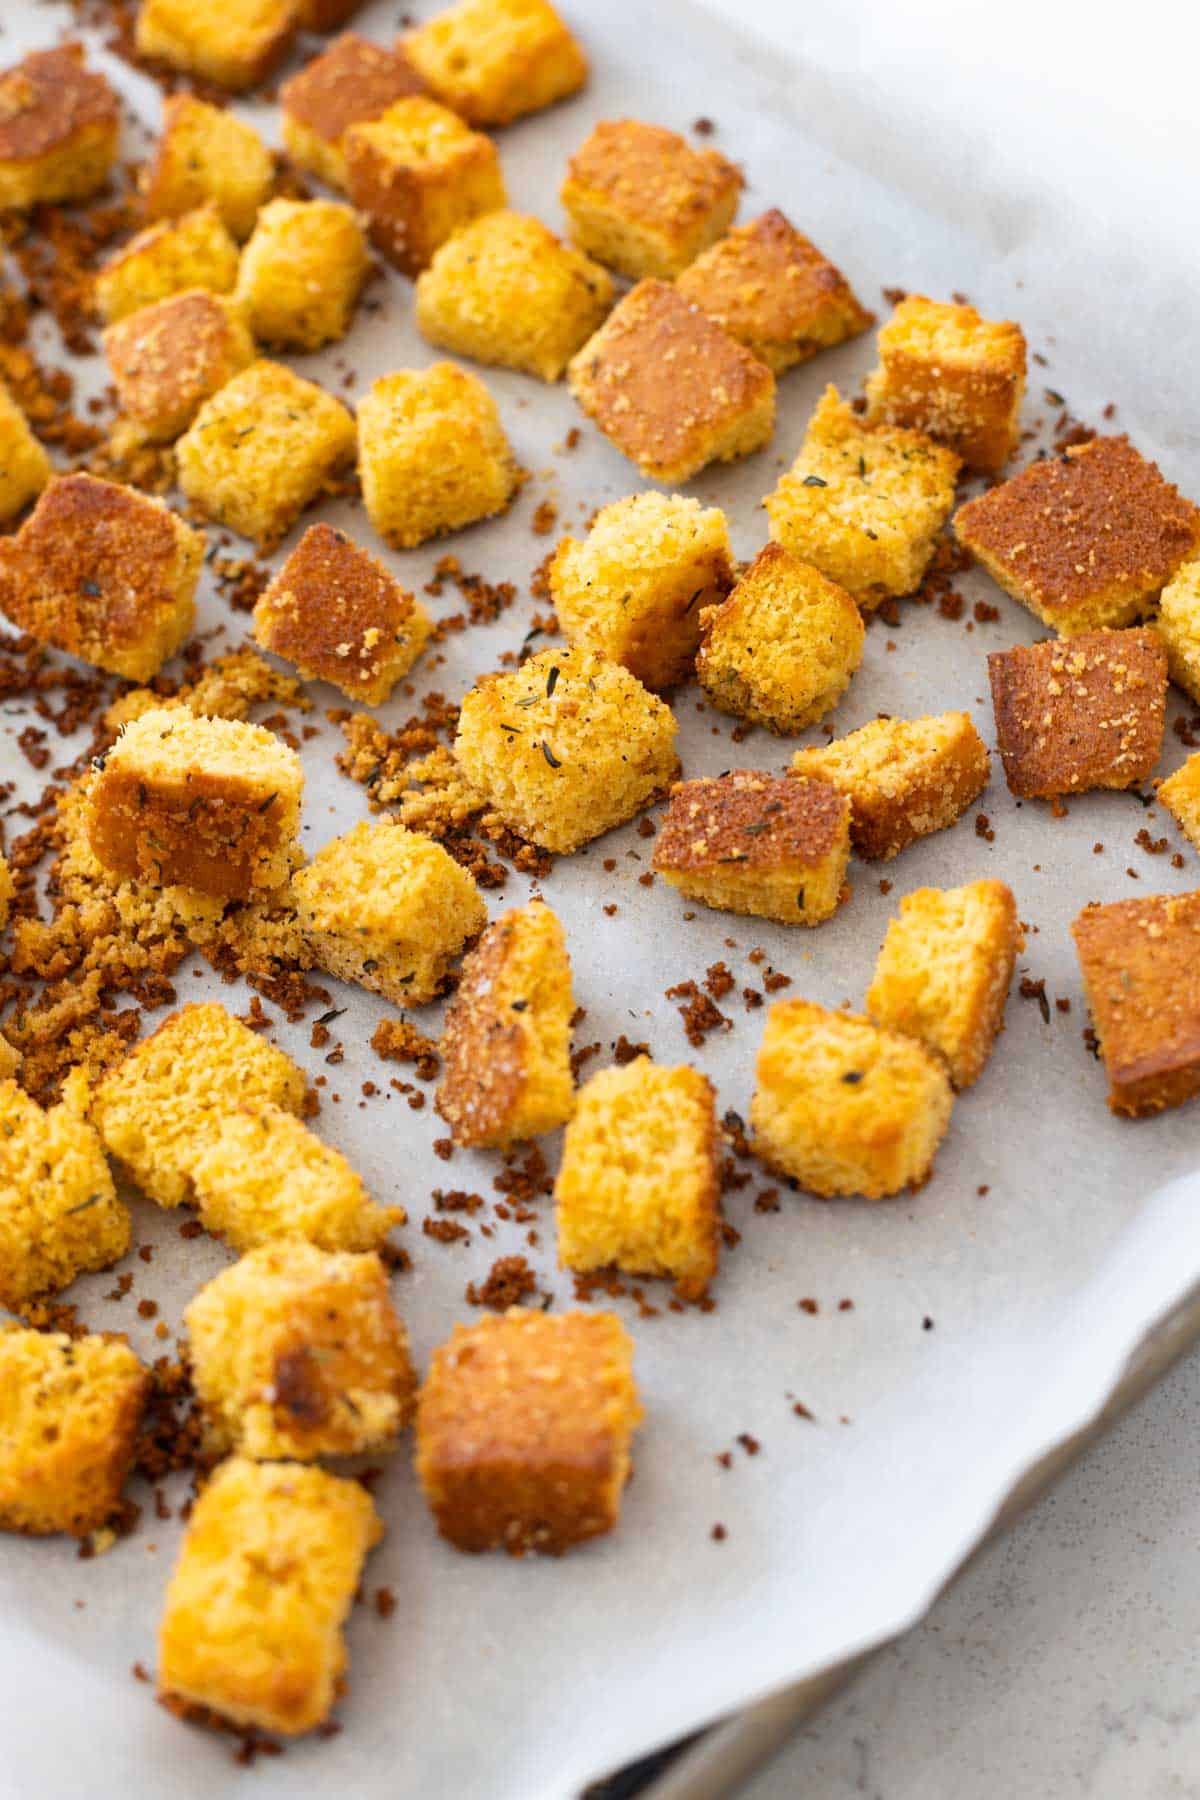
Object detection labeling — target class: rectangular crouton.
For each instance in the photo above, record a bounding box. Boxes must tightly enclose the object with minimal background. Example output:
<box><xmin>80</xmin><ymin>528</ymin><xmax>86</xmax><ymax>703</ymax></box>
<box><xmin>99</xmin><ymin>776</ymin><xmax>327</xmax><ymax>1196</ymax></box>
<box><xmin>345</xmin><ymin>96</ymin><xmax>506</xmax><ymax>276</ymax></box>
<box><xmin>1072</xmin><ymin>891</ymin><xmax>1200</xmax><ymax>1115</ymax></box>
<box><xmin>403</xmin><ymin>0</ymin><xmax>587</xmax><ymax>126</ymax></box>
<box><xmin>864</xmin><ymin>294</ymin><xmax>1026</xmax><ymax>473</ymax></box>
<box><xmin>561</xmin><ymin>119</ymin><xmax>741</xmax><ymax>280</ymax></box>
<box><xmin>1158</xmin><ymin>753</ymin><xmax>1200</xmax><ymax>856</ymax></box>
<box><xmin>280</xmin><ymin>34</ymin><xmax>427</xmax><ymax>191</ymax></box>
<box><xmin>0</xmin><ymin>380</ymin><xmax>51</xmax><ymax>524</ymax></box>
<box><xmin>0</xmin><ymin>852</ymin><xmax>13</xmax><ymax>933</ymax></box>
<box><xmin>104</xmin><ymin>289</ymin><xmax>254</xmax><ymax>443</ymax></box>
<box><xmin>0</xmin><ymin>44</ymin><xmax>119</xmax><ymax>211</ymax></box>
<box><xmin>140</xmin><ymin>95</ymin><xmax>274</xmax><ymax>240</ymax></box>
<box><xmin>94</xmin><ymin>206</ymin><xmax>241</xmax><ymax>325</ymax></box>
<box><xmin>1154</xmin><ymin>556</ymin><xmax>1200</xmax><ymax>703</ymax></box>
<box><xmin>135</xmin><ymin>0</ymin><xmax>296</xmax><ymax>91</ymax></box>
<box><xmin>235</xmin><ymin>198</ymin><xmax>369</xmax><ymax>350</ymax></box>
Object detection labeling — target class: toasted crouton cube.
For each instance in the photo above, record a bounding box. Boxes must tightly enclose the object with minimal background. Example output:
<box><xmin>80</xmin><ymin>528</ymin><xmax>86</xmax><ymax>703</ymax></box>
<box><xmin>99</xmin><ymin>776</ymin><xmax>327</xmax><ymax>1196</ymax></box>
<box><xmin>135</xmin><ymin>0</ymin><xmax>296</xmax><ymax>91</ymax></box>
<box><xmin>0</xmin><ymin>473</ymin><xmax>202</xmax><ymax>681</ymax></box>
<box><xmin>437</xmin><ymin>899</ymin><xmax>574</xmax><ymax>1147</ymax></box>
<box><xmin>955</xmin><ymin>437</ymin><xmax>1200</xmax><ymax>636</ymax></box>
<box><xmin>454</xmin><ymin>645</ymin><xmax>679</xmax><ymax>852</ymax></box>
<box><xmin>103</xmin><ymin>290</ymin><xmax>254</xmax><ymax>443</ymax></box>
<box><xmin>866</xmin><ymin>880</ymin><xmax>1019</xmax><ymax>1088</ymax></box>
<box><xmin>416</xmin><ymin>1308</ymin><xmax>641</xmax><ymax>1553</ymax></box>
<box><xmin>864</xmin><ymin>294</ymin><xmax>1026</xmax><ymax>473</ymax></box>
<box><xmin>549</xmin><ymin>492</ymin><xmax>733</xmax><ymax>691</ymax></box>
<box><xmin>0</xmin><ymin>1039</ymin><xmax>18</xmax><ymax>1082</ymax></box>
<box><xmin>345</xmin><ymin>96</ymin><xmax>506</xmax><ymax>276</ymax></box>
<box><xmin>562</xmin><ymin>119</ymin><xmax>741</xmax><ymax>281</ymax></box>
<box><xmin>988</xmin><ymin>627</ymin><xmax>1167</xmax><ymax>800</ymax></box>
<box><xmin>91</xmin><ymin>1001</ymin><xmax>307</xmax><ymax>1209</ymax></box>
<box><xmin>0</xmin><ymin>852</ymin><xmax>12</xmax><ymax>933</ymax></box>
<box><xmin>0</xmin><ymin>45</ymin><xmax>119</xmax><ymax>211</ymax></box>
<box><xmin>791</xmin><ymin>711</ymin><xmax>990</xmax><ymax>861</ymax></box>
<box><xmin>280</xmin><ymin>34</ymin><xmax>427</xmax><ymax>192</ymax></box>
<box><xmin>357</xmin><ymin>362</ymin><xmax>520</xmax><ymax>550</ymax></box>
<box><xmin>94</xmin><ymin>207</ymin><xmax>240</xmax><ymax>326</ymax></box>
<box><xmin>141</xmin><ymin>96</ymin><xmax>274</xmax><ymax>240</ymax></box>
<box><xmin>1154</xmin><ymin>558</ymin><xmax>1200</xmax><ymax>702</ymax></box>
<box><xmin>296</xmin><ymin>0</ymin><xmax>363</xmax><ymax>25</ymax></box>
<box><xmin>293</xmin><ymin>819</ymin><xmax>486</xmax><ymax>1005</ymax></box>
<box><xmin>1158</xmin><ymin>753</ymin><xmax>1200</xmax><ymax>856</ymax></box>
<box><xmin>1072</xmin><ymin>891</ymin><xmax>1200</xmax><ymax>1115</ymax></box>
<box><xmin>185</xmin><ymin>1242</ymin><xmax>415</xmax><ymax>1460</ymax></box>
<box><xmin>555</xmin><ymin>1058</ymin><xmax>719</xmax><ymax>1299</ymax></box>
<box><xmin>158</xmin><ymin>1456</ymin><xmax>382</xmax><ymax>1735</ymax></box>
<box><xmin>675</xmin><ymin>209</ymin><xmax>873</xmax><ymax>374</ymax></box>
<box><xmin>569</xmin><ymin>279</ymin><xmax>775</xmax><ymax>484</ymax></box>
<box><xmin>177</xmin><ymin>360</ymin><xmax>356</xmax><ymax>549</ymax></box>
<box><xmin>751</xmin><ymin>998</ymin><xmax>954</xmax><ymax>1198</ymax></box>
<box><xmin>0</xmin><ymin>1328</ymin><xmax>147</xmax><ymax>1537</ymax></box>
<box><xmin>403</xmin><ymin>0</ymin><xmax>586</xmax><ymax>126</ymax></box>
<box><xmin>235</xmin><ymin>199</ymin><xmax>369</xmax><ymax>351</ymax></box>
<box><xmin>0</xmin><ymin>381</ymin><xmax>50</xmax><ymax>524</ymax></box>
<box><xmin>696</xmin><ymin>542</ymin><xmax>864</xmax><ymax>733</ymax></box>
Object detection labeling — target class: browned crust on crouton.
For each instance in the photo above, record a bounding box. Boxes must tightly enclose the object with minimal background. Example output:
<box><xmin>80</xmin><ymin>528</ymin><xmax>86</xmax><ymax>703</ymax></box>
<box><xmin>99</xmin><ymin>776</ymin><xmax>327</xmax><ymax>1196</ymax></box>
<box><xmin>1072</xmin><ymin>891</ymin><xmax>1200</xmax><ymax>1115</ymax></box>
<box><xmin>654</xmin><ymin>770</ymin><xmax>847</xmax><ymax>872</ymax></box>
<box><xmin>0</xmin><ymin>44</ymin><xmax>117</xmax><ymax>167</ymax></box>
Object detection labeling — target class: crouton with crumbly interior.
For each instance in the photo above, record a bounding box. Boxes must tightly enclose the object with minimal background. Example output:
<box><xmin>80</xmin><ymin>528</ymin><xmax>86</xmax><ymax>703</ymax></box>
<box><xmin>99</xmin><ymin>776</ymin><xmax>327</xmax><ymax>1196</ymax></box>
<box><xmin>281</xmin><ymin>34</ymin><xmax>427</xmax><ymax>192</ymax></box>
<box><xmin>1072</xmin><ymin>891</ymin><xmax>1200</xmax><ymax>1116</ymax></box>
<box><xmin>135</xmin><ymin>0</ymin><xmax>296</xmax><ymax>91</ymax></box>
<box><xmin>1155</xmin><ymin>557</ymin><xmax>1200</xmax><ymax>703</ymax></box>
<box><xmin>404</xmin><ymin>0</ymin><xmax>587</xmax><ymax>126</ymax></box>
<box><xmin>562</xmin><ymin>119</ymin><xmax>741</xmax><ymax>281</ymax></box>
<box><xmin>0</xmin><ymin>380</ymin><xmax>50</xmax><ymax>524</ymax></box>
<box><xmin>236</xmin><ymin>199</ymin><xmax>370</xmax><ymax>351</ymax></box>
<box><xmin>345</xmin><ymin>96</ymin><xmax>506</xmax><ymax>276</ymax></box>
<box><xmin>864</xmin><ymin>294</ymin><xmax>1026</xmax><ymax>473</ymax></box>
<box><xmin>141</xmin><ymin>96</ymin><xmax>274</xmax><ymax>240</ymax></box>
<box><xmin>94</xmin><ymin>207</ymin><xmax>241</xmax><ymax>326</ymax></box>
<box><xmin>103</xmin><ymin>290</ymin><xmax>254</xmax><ymax>443</ymax></box>
<box><xmin>1158</xmin><ymin>754</ymin><xmax>1200</xmax><ymax>858</ymax></box>
<box><xmin>0</xmin><ymin>45</ymin><xmax>119</xmax><ymax>211</ymax></box>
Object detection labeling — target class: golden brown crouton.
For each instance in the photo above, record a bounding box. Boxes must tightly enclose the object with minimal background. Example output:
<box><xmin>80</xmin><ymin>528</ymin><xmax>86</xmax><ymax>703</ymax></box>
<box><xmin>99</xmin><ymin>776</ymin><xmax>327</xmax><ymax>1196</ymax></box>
<box><xmin>235</xmin><ymin>198</ymin><xmax>370</xmax><ymax>350</ymax></box>
<box><xmin>103</xmin><ymin>289</ymin><xmax>254</xmax><ymax>443</ymax></box>
<box><xmin>1157</xmin><ymin>753</ymin><xmax>1200</xmax><ymax>856</ymax></box>
<box><xmin>404</xmin><ymin>0</ymin><xmax>587</xmax><ymax>126</ymax></box>
<box><xmin>791</xmin><ymin>711</ymin><xmax>990</xmax><ymax>861</ymax></box>
<box><xmin>1072</xmin><ymin>891</ymin><xmax>1200</xmax><ymax>1115</ymax></box>
<box><xmin>140</xmin><ymin>95</ymin><xmax>274</xmax><ymax>239</ymax></box>
<box><xmin>864</xmin><ymin>293</ymin><xmax>1026</xmax><ymax>472</ymax></box>
<box><xmin>1154</xmin><ymin>557</ymin><xmax>1200</xmax><ymax>703</ymax></box>
<box><xmin>345</xmin><ymin>96</ymin><xmax>506</xmax><ymax>276</ymax></box>
<box><xmin>94</xmin><ymin>206</ymin><xmax>241</xmax><ymax>325</ymax></box>
<box><xmin>280</xmin><ymin>34</ymin><xmax>427</xmax><ymax>191</ymax></box>
<box><xmin>0</xmin><ymin>44</ymin><xmax>119</xmax><ymax>211</ymax></box>
<box><xmin>0</xmin><ymin>380</ymin><xmax>51</xmax><ymax>524</ymax></box>
<box><xmin>561</xmin><ymin>118</ymin><xmax>741</xmax><ymax>280</ymax></box>
<box><xmin>135</xmin><ymin>0</ymin><xmax>297</xmax><ymax>91</ymax></box>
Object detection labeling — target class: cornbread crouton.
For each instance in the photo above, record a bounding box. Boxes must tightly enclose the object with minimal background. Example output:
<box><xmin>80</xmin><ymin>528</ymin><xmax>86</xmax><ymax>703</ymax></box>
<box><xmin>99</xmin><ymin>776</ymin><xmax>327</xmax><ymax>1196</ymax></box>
<box><xmin>94</xmin><ymin>206</ymin><xmax>241</xmax><ymax>326</ymax></box>
<box><xmin>176</xmin><ymin>360</ymin><xmax>356</xmax><ymax>549</ymax></box>
<box><xmin>0</xmin><ymin>852</ymin><xmax>12</xmax><ymax>933</ymax></box>
<box><xmin>568</xmin><ymin>279</ymin><xmax>775</xmax><ymax>484</ymax></box>
<box><xmin>0</xmin><ymin>45</ymin><xmax>119</xmax><ymax>211</ymax></box>
<box><xmin>103</xmin><ymin>290</ymin><xmax>254</xmax><ymax>443</ymax></box>
<box><xmin>555</xmin><ymin>1058</ymin><xmax>719</xmax><ymax>1299</ymax></box>
<box><xmin>437</xmin><ymin>898</ymin><xmax>574</xmax><ymax>1147</ymax></box>
<box><xmin>281</xmin><ymin>34</ymin><xmax>427</xmax><ymax>192</ymax></box>
<box><xmin>415</xmin><ymin>210</ymin><xmax>613</xmax><ymax>381</ymax></box>
<box><xmin>654</xmin><ymin>770</ymin><xmax>851</xmax><ymax>926</ymax></box>
<box><xmin>864</xmin><ymin>294</ymin><xmax>1026</xmax><ymax>473</ymax></box>
<box><xmin>157</xmin><ymin>1456</ymin><xmax>382</xmax><ymax>1735</ymax></box>
<box><xmin>141</xmin><ymin>96</ymin><xmax>274</xmax><ymax>240</ymax></box>
<box><xmin>865</xmin><ymin>880</ymin><xmax>1019</xmax><ymax>1088</ymax></box>
<box><xmin>235</xmin><ymin>199</ymin><xmax>370</xmax><ymax>351</ymax></box>
<box><xmin>1154</xmin><ymin>557</ymin><xmax>1200</xmax><ymax>702</ymax></box>
<box><xmin>988</xmin><ymin>627</ymin><xmax>1167</xmax><ymax>800</ymax></box>
<box><xmin>562</xmin><ymin>119</ymin><xmax>741</xmax><ymax>280</ymax></box>
<box><xmin>84</xmin><ymin>707</ymin><xmax>303</xmax><ymax>899</ymax></box>
<box><xmin>675</xmin><ymin>209</ymin><xmax>873</xmax><ymax>374</ymax></box>
<box><xmin>135</xmin><ymin>0</ymin><xmax>296</xmax><ymax>91</ymax></box>
<box><xmin>1158</xmin><ymin>754</ymin><xmax>1200</xmax><ymax>856</ymax></box>
<box><xmin>357</xmin><ymin>362</ymin><xmax>520</xmax><ymax>550</ymax></box>
<box><xmin>292</xmin><ymin>819</ymin><xmax>487</xmax><ymax>1005</ymax></box>
<box><xmin>954</xmin><ymin>436</ymin><xmax>1200</xmax><ymax>636</ymax></box>
<box><xmin>549</xmin><ymin>492</ymin><xmax>734</xmax><ymax>691</ymax></box>
<box><xmin>91</xmin><ymin>1001</ymin><xmax>307</xmax><ymax>1209</ymax></box>
<box><xmin>1072</xmin><ymin>891</ymin><xmax>1200</xmax><ymax>1115</ymax></box>
<box><xmin>696</xmin><ymin>542</ymin><xmax>864</xmax><ymax>733</ymax></box>
<box><xmin>791</xmin><ymin>711</ymin><xmax>990</xmax><ymax>861</ymax></box>
<box><xmin>766</xmin><ymin>385</ymin><xmax>960</xmax><ymax>609</ymax></box>
<box><xmin>403</xmin><ymin>0</ymin><xmax>587</xmax><ymax>126</ymax></box>
<box><xmin>0</xmin><ymin>381</ymin><xmax>50</xmax><ymax>524</ymax></box>
<box><xmin>296</xmin><ymin>0</ymin><xmax>363</xmax><ymax>26</ymax></box>
<box><xmin>345</xmin><ymin>96</ymin><xmax>506</xmax><ymax>277</ymax></box>
<box><xmin>751</xmin><ymin>998</ymin><xmax>954</xmax><ymax>1199</ymax></box>
<box><xmin>416</xmin><ymin>1308</ymin><xmax>641</xmax><ymax>1554</ymax></box>
<box><xmin>0</xmin><ymin>1039</ymin><xmax>18</xmax><ymax>1082</ymax></box>
<box><xmin>0</xmin><ymin>473</ymin><xmax>202</xmax><ymax>681</ymax></box>
<box><xmin>253</xmin><ymin>522</ymin><xmax>430</xmax><ymax>705</ymax></box>
<box><xmin>0</xmin><ymin>1328</ymin><xmax>147</xmax><ymax>1538</ymax></box>
<box><xmin>454</xmin><ymin>645</ymin><xmax>679</xmax><ymax>853</ymax></box>
<box><xmin>0</xmin><ymin>1079</ymin><xmax>130</xmax><ymax>1312</ymax></box>
<box><xmin>185</xmin><ymin>1242</ymin><xmax>416</xmax><ymax>1460</ymax></box>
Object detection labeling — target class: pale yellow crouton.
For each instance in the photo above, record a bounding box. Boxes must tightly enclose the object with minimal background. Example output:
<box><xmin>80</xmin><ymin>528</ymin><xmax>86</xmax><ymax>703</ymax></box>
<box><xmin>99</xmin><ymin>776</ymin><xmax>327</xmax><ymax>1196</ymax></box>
<box><xmin>235</xmin><ymin>198</ymin><xmax>370</xmax><ymax>351</ymax></box>
<box><xmin>562</xmin><ymin>118</ymin><xmax>741</xmax><ymax>281</ymax></box>
<box><xmin>141</xmin><ymin>96</ymin><xmax>274</xmax><ymax>240</ymax></box>
<box><xmin>791</xmin><ymin>711</ymin><xmax>990</xmax><ymax>861</ymax></box>
<box><xmin>94</xmin><ymin>206</ymin><xmax>241</xmax><ymax>326</ymax></box>
<box><xmin>0</xmin><ymin>381</ymin><xmax>50</xmax><ymax>524</ymax></box>
<box><xmin>135</xmin><ymin>0</ymin><xmax>296</xmax><ymax>91</ymax></box>
<box><xmin>1155</xmin><ymin>558</ymin><xmax>1200</xmax><ymax>702</ymax></box>
<box><xmin>345</xmin><ymin>96</ymin><xmax>506</xmax><ymax>276</ymax></box>
<box><xmin>864</xmin><ymin>294</ymin><xmax>1026</xmax><ymax>473</ymax></box>
<box><xmin>403</xmin><ymin>0</ymin><xmax>587</xmax><ymax>126</ymax></box>
<box><xmin>280</xmin><ymin>34</ymin><xmax>428</xmax><ymax>192</ymax></box>
<box><xmin>1158</xmin><ymin>754</ymin><xmax>1200</xmax><ymax>857</ymax></box>
<box><xmin>103</xmin><ymin>289</ymin><xmax>254</xmax><ymax>443</ymax></box>
<box><xmin>0</xmin><ymin>45</ymin><xmax>119</xmax><ymax>211</ymax></box>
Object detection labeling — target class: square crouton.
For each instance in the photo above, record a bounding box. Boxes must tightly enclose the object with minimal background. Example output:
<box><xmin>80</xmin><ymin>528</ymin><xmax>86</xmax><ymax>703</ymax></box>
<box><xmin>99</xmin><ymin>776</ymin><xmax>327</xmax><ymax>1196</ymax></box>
<box><xmin>158</xmin><ymin>1456</ymin><xmax>382</xmax><ymax>1736</ymax></box>
<box><xmin>141</xmin><ymin>96</ymin><xmax>273</xmax><ymax>241</ymax></box>
<box><xmin>416</xmin><ymin>1308</ymin><xmax>641</xmax><ymax>1554</ymax></box>
<box><xmin>292</xmin><ymin>819</ymin><xmax>487</xmax><ymax>1005</ymax></box>
<box><xmin>0</xmin><ymin>1079</ymin><xmax>130</xmax><ymax>1312</ymax></box>
<box><xmin>94</xmin><ymin>206</ymin><xmax>240</xmax><ymax>326</ymax></box>
<box><xmin>751</xmin><ymin>998</ymin><xmax>954</xmax><ymax>1199</ymax></box>
<box><xmin>176</xmin><ymin>360</ymin><xmax>356</xmax><ymax>549</ymax></box>
<box><xmin>84</xmin><ymin>707</ymin><xmax>304</xmax><ymax>899</ymax></box>
<box><xmin>0</xmin><ymin>44</ymin><xmax>119</xmax><ymax>211</ymax></box>
<box><xmin>561</xmin><ymin>119</ymin><xmax>741</xmax><ymax>281</ymax></box>
<box><xmin>675</xmin><ymin>209</ymin><xmax>873</xmax><ymax>374</ymax></box>
<box><xmin>403</xmin><ymin>0</ymin><xmax>587</xmax><ymax>126</ymax></box>
<box><xmin>765</xmin><ymin>385</ymin><xmax>960</xmax><ymax>609</ymax></box>
<box><xmin>185</xmin><ymin>1242</ymin><xmax>415</xmax><ymax>1460</ymax></box>
<box><xmin>235</xmin><ymin>198</ymin><xmax>370</xmax><ymax>351</ymax></box>
<box><xmin>135</xmin><ymin>0</ymin><xmax>296</xmax><ymax>91</ymax></box>
<box><xmin>555</xmin><ymin>1057</ymin><xmax>719</xmax><ymax>1299</ymax></box>
<box><xmin>549</xmin><ymin>492</ymin><xmax>734</xmax><ymax>691</ymax></box>
<box><xmin>864</xmin><ymin>294</ymin><xmax>1027</xmax><ymax>473</ymax></box>
<box><xmin>0</xmin><ymin>381</ymin><xmax>50</xmax><ymax>524</ymax></box>
<box><xmin>437</xmin><ymin>898</ymin><xmax>574</xmax><ymax>1147</ymax></box>
<box><xmin>791</xmin><ymin>710</ymin><xmax>990</xmax><ymax>861</ymax></box>
<box><xmin>345</xmin><ymin>96</ymin><xmax>506</xmax><ymax>277</ymax></box>
<box><xmin>988</xmin><ymin>626</ymin><xmax>1167</xmax><ymax>799</ymax></box>
<box><xmin>569</xmin><ymin>279</ymin><xmax>775</xmax><ymax>483</ymax></box>
<box><xmin>0</xmin><ymin>852</ymin><xmax>13</xmax><ymax>932</ymax></box>
<box><xmin>1158</xmin><ymin>753</ymin><xmax>1200</xmax><ymax>856</ymax></box>
<box><xmin>865</xmin><ymin>880</ymin><xmax>1020</xmax><ymax>1088</ymax></box>
<box><xmin>280</xmin><ymin>34</ymin><xmax>427</xmax><ymax>192</ymax></box>
<box><xmin>954</xmin><ymin>436</ymin><xmax>1200</xmax><ymax>636</ymax></box>
<box><xmin>253</xmin><ymin>522</ymin><xmax>430</xmax><ymax>704</ymax></box>
<box><xmin>1072</xmin><ymin>891</ymin><xmax>1200</xmax><ymax>1115</ymax></box>
<box><xmin>453</xmin><ymin>644</ymin><xmax>679</xmax><ymax>852</ymax></box>
<box><xmin>91</xmin><ymin>1001</ymin><xmax>307</xmax><ymax>1209</ymax></box>
<box><xmin>696</xmin><ymin>541</ymin><xmax>864</xmax><ymax>733</ymax></box>
<box><xmin>0</xmin><ymin>473</ymin><xmax>202</xmax><ymax>681</ymax></box>
<box><xmin>0</xmin><ymin>1327</ymin><xmax>147</xmax><ymax>1537</ymax></box>
<box><xmin>357</xmin><ymin>362</ymin><xmax>520</xmax><ymax>550</ymax></box>
<box><xmin>103</xmin><ymin>290</ymin><xmax>254</xmax><ymax>443</ymax></box>
<box><xmin>1154</xmin><ymin>557</ymin><xmax>1200</xmax><ymax>703</ymax></box>
<box><xmin>654</xmin><ymin>770</ymin><xmax>851</xmax><ymax>926</ymax></box>
<box><xmin>415</xmin><ymin>210</ymin><xmax>613</xmax><ymax>381</ymax></box>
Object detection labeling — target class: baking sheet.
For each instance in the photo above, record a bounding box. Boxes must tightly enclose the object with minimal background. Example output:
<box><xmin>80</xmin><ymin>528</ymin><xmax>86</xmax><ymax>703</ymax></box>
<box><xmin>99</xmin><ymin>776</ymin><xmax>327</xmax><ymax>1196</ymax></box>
<box><xmin>3</xmin><ymin>3</ymin><xmax>1200</xmax><ymax>1797</ymax></box>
